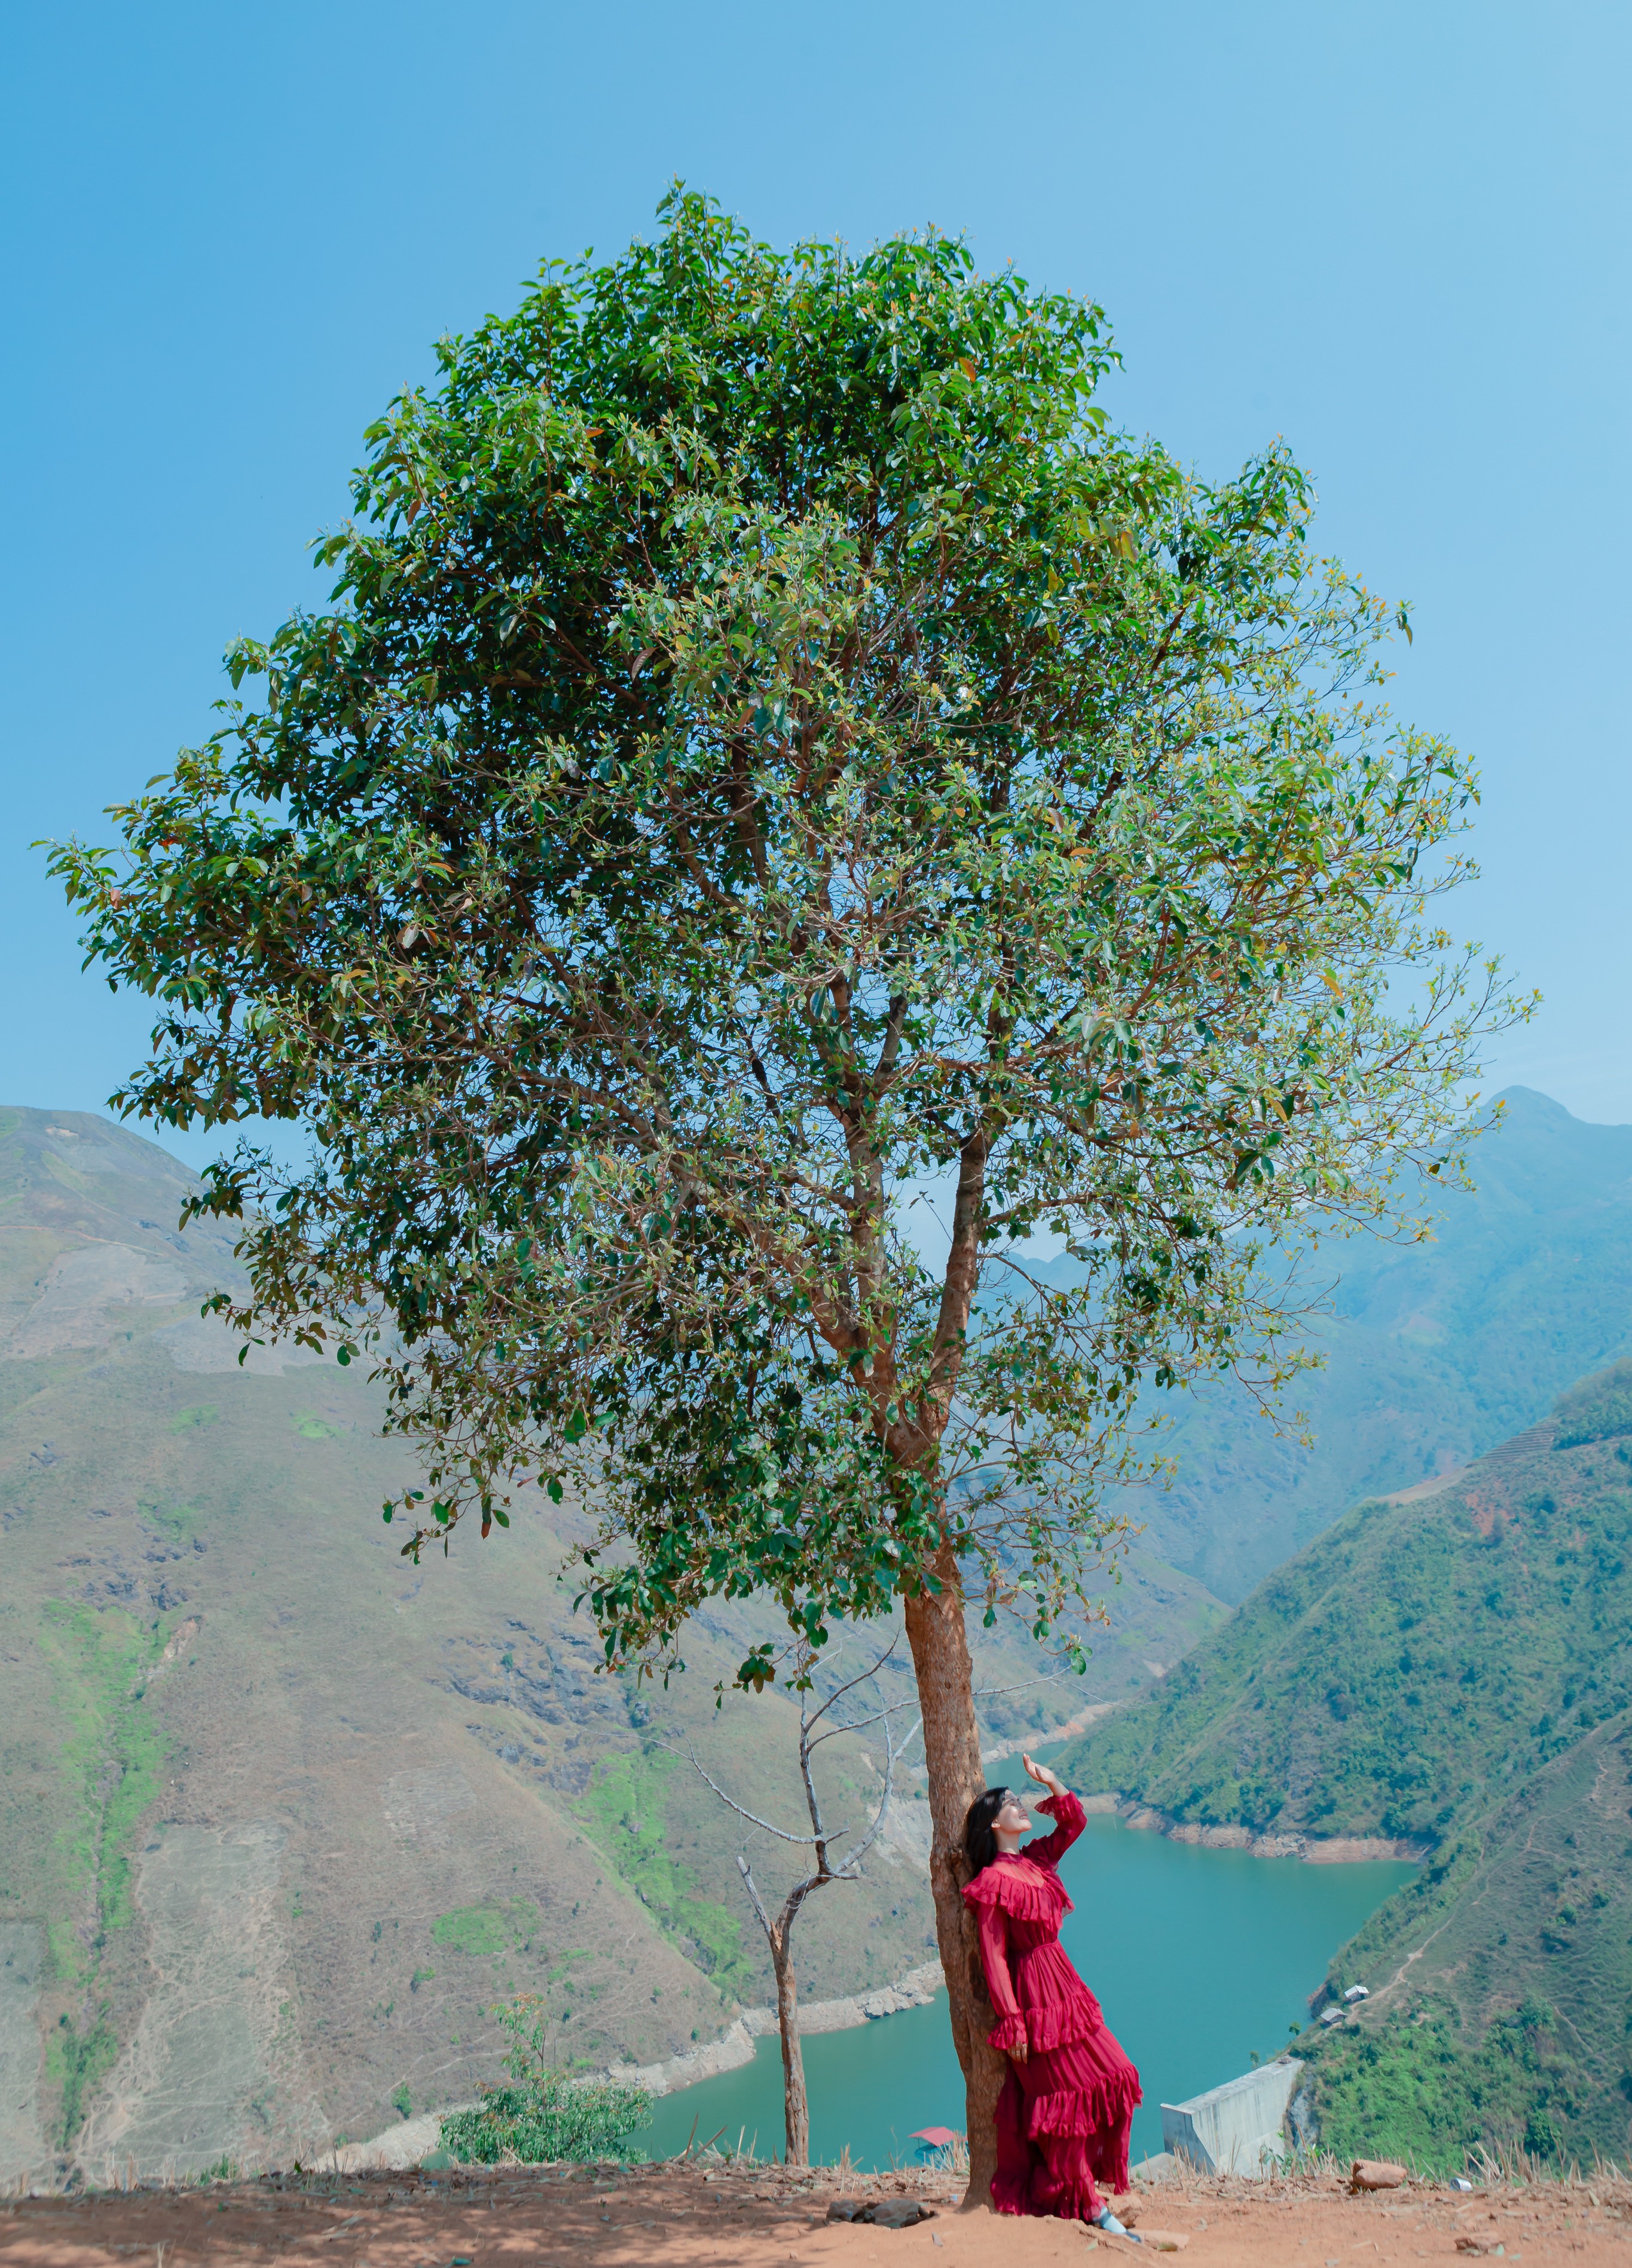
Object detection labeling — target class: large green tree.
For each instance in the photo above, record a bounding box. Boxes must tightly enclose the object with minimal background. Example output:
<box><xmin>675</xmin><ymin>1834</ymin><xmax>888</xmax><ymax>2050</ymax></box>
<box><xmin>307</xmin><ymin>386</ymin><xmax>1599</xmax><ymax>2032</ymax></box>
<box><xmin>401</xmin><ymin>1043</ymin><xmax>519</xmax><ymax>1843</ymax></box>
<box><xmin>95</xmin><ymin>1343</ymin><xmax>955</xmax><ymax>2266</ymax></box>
<box><xmin>50</xmin><ymin>191</ymin><xmax>1514</xmax><ymax>2196</ymax></box>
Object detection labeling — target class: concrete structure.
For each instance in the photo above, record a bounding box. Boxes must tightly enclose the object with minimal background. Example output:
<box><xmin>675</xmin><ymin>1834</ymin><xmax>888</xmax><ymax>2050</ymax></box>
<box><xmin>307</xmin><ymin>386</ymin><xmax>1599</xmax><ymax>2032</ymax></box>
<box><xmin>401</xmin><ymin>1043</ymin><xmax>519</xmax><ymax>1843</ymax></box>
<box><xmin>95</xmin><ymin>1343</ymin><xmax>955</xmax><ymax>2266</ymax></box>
<box><xmin>1160</xmin><ymin>2057</ymin><xmax>1304</xmax><ymax>2178</ymax></box>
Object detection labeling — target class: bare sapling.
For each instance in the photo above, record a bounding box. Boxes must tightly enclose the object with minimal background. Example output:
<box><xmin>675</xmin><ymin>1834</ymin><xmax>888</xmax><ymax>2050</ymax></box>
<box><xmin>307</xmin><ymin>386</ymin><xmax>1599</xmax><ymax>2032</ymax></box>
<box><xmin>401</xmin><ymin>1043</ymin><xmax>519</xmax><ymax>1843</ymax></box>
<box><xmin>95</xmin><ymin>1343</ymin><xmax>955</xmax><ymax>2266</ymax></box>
<box><xmin>685</xmin><ymin>1639</ymin><xmax>919</xmax><ymax>2167</ymax></box>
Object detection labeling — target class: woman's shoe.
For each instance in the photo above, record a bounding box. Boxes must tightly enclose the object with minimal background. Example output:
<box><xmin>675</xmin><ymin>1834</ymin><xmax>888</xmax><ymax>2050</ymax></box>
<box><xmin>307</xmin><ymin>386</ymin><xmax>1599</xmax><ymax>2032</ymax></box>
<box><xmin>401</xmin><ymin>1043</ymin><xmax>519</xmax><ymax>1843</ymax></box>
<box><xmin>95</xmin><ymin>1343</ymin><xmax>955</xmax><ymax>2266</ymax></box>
<box><xmin>1090</xmin><ymin>2206</ymin><xmax>1142</xmax><ymax>2241</ymax></box>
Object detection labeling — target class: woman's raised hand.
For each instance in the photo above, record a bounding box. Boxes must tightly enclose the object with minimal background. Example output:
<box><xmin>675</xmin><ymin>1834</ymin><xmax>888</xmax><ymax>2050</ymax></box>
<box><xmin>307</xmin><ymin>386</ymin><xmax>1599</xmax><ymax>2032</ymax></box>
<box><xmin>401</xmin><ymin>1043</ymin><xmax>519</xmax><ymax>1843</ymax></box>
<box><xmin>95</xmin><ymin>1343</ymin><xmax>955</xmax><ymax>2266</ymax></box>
<box><xmin>1020</xmin><ymin>1750</ymin><xmax>1065</xmax><ymax>1795</ymax></box>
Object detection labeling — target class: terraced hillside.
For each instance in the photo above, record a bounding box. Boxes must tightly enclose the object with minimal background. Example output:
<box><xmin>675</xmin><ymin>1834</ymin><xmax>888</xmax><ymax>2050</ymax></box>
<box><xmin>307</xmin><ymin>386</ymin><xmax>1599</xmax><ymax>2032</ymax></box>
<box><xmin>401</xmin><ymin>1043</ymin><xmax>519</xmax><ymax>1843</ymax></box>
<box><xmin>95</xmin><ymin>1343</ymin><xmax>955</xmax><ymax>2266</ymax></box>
<box><xmin>0</xmin><ymin>1107</ymin><xmax>1216</xmax><ymax>2186</ymax></box>
<box><xmin>1059</xmin><ymin>1361</ymin><xmax>1632</xmax><ymax>2164</ymax></box>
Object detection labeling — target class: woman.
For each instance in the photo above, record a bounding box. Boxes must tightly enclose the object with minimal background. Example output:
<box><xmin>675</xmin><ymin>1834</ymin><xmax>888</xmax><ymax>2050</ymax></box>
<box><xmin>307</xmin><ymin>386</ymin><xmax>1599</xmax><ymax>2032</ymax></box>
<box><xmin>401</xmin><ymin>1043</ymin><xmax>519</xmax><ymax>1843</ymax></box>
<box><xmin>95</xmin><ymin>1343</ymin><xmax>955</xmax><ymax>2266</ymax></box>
<box><xmin>962</xmin><ymin>1754</ymin><xmax>1142</xmax><ymax>2237</ymax></box>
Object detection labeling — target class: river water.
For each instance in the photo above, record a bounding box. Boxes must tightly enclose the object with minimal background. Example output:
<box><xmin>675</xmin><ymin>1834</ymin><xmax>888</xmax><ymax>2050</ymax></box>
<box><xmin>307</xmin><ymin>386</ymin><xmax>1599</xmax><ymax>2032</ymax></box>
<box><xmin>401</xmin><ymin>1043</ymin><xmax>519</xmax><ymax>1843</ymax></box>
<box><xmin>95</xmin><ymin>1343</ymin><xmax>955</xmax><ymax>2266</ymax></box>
<box><xmin>643</xmin><ymin>1805</ymin><xmax>1414</xmax><ymax>2169</ymax></box>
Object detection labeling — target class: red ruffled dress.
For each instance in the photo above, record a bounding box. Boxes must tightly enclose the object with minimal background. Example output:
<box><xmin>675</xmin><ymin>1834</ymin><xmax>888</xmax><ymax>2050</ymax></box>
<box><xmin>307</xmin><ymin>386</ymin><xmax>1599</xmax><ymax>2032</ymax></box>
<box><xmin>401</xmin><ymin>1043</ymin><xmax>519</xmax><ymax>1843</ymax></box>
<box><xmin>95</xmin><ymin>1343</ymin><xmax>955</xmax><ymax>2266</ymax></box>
<box><xmin>962</xmin><ymin>1789</ymin><xmax>1142</xmax><ymax>2220</ymax></box>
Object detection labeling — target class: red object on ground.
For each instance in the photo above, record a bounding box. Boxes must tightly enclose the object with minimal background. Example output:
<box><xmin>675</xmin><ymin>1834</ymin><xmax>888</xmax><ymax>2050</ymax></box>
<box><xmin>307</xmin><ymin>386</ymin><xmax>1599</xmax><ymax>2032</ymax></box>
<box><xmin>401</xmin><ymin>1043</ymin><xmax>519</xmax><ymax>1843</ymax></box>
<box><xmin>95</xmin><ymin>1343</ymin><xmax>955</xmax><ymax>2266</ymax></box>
<box><xmin>911</xmin><ymin>2127</ymin><xmax>959</xmax><ymax>2147</ymax></box>
<box><xmin>963</xmin><ymin>1789</ymin><xmax>1142</xmax><ymax>2223</ymax></box>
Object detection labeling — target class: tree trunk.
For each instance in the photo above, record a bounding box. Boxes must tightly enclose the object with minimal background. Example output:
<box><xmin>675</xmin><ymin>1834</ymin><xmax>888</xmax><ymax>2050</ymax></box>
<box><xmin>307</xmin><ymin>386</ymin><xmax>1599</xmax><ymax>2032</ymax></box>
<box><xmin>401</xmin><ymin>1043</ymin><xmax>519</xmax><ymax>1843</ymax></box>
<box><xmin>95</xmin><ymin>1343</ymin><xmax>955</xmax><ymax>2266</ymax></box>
<box><xmin>903</xmin><ymin>1542</ymin><xmax>1008</xmax><ymax>2211</ymax></box>
<box><xmin>773</xmin><ymin>1942</ymin><xmax>809</xmax><ymax>2167</ymax></box>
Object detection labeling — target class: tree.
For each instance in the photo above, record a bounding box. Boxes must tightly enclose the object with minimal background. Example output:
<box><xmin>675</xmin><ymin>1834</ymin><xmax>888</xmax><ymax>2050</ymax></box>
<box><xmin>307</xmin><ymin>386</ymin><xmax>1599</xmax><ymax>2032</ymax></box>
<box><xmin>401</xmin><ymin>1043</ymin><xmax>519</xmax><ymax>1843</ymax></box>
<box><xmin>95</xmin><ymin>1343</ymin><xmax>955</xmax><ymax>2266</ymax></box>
<box><xmin>47</xmin><ymin>190</ymin><xmax>1518</xmax><ymax>2200</ymax></box>
<box><xmin>684</xmin><ymin>1639</ymin><xmax>918</xmax><ymax>2166</ymax></box>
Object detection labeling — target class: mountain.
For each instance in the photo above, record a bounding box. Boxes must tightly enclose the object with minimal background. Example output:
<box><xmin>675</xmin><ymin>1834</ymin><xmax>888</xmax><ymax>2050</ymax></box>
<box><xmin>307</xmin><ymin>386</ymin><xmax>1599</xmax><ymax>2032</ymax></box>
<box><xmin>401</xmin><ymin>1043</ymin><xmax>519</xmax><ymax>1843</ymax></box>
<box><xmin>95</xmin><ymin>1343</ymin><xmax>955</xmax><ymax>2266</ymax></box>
<box><xmin>0</xmin><ymin>1105</ymin><xmax>1216</xmax><ymax>2187</ymax></box>
<box><xmin>4</xmin><ymin>1084</ymin><xmax>1628</xmax><ymax>2182</ymax></box>
<box><xmin>1061</xmin><ymin>1087</ymin><xmax>1632</xmax><ymax>1601</ymax></box>
<box><xmin>1056</xmin><ymin>1360</ymin><xmax>1632</xmax><ymax>2164</ymax></box>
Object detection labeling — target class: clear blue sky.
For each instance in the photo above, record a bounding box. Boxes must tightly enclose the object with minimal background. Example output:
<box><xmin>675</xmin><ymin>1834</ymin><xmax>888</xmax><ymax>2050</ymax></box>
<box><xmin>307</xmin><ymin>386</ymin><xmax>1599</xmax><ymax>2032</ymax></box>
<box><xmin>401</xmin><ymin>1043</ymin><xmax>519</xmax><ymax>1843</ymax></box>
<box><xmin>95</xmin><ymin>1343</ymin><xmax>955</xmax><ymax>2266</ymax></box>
<box><xmin>4</xmin><ymin>0</ymin><xmax>1628</xmax><ymax>1167</ymax></box>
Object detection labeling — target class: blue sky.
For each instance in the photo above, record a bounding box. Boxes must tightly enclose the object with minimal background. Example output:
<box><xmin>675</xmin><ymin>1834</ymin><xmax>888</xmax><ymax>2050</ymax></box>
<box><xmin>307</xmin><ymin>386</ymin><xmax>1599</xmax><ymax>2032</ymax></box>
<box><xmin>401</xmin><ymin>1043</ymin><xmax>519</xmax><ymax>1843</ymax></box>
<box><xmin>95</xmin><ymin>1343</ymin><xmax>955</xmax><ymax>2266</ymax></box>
<box><xmin>4</xmin><ymin>0</ymin><xmax>1628</xmax><ymax>1167</ymax></box>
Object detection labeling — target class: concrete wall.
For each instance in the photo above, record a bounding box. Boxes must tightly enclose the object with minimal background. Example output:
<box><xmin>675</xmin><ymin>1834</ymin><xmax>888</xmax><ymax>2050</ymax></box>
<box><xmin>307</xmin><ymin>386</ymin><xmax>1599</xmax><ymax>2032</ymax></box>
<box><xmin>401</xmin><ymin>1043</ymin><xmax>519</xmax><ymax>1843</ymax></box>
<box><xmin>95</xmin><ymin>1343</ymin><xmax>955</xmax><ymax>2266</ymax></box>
<box><xmin>1160</xmin><ymin>2056</ymin><xmax>1303</xmax><ymax>2178</ymax></box>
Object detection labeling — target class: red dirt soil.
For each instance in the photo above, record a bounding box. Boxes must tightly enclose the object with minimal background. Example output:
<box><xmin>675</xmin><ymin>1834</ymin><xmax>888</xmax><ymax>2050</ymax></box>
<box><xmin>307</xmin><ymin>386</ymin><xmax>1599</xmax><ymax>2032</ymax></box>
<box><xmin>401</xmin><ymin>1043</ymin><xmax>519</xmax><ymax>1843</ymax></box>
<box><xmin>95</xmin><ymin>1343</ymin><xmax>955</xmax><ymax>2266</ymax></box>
<box><xmin>3</xmin><ymin>2160</ymin><xmax>1628</xmax><ymax>2266</ymax></box>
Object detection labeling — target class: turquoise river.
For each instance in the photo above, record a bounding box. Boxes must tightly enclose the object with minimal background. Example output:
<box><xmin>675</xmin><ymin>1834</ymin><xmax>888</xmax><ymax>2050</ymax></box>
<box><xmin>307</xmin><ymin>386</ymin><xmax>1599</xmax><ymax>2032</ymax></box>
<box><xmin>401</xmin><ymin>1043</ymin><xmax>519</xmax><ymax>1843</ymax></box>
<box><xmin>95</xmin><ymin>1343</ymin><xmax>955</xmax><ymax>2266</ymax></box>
<box><xmin>643</xmin><ymin>1798</ymin><xmax>1414</xmax><ymax>2169</ymax></box>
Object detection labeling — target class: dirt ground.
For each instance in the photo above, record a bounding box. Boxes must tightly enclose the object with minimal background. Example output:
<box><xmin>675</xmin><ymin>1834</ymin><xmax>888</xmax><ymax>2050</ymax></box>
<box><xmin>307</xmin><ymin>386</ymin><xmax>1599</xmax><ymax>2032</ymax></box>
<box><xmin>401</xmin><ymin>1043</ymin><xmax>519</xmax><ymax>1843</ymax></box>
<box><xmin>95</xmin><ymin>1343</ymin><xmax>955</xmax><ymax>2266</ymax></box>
<box><xmin>3</xmin><ymin>2159</ymin><xmax>1629</xmax><ymax>2267</ymax></box>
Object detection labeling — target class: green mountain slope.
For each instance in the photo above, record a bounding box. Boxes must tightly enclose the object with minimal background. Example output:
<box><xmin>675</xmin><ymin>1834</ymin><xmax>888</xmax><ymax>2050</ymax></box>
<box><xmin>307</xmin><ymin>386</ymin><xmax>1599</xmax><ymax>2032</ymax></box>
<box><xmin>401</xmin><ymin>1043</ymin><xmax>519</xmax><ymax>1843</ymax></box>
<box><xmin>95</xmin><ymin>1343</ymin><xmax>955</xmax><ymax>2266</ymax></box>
<box><xmin>0</xmin><ymin>1105</ymin><xmax>1215</xmax><ymax>2184</ymax></box>
<box><xmin>1302</xmin><ymin>1709</ymin><xmax>1632</xmax><ymax>2168</ymax></box>
<box><xmin>1076</xmin><ymin>1087</ymin><xmax>1632</xmax><ymax>1601</ymax></box>
<box><xmin>1058</xmin><ymin>1363</ymin><xmax>1632</xmax><ymax>1845</ymax></box>
<box><xmin>1058</xmin><ymin>1361</ymin><xmax>1632</xmax><ymax>2165</ymax></box>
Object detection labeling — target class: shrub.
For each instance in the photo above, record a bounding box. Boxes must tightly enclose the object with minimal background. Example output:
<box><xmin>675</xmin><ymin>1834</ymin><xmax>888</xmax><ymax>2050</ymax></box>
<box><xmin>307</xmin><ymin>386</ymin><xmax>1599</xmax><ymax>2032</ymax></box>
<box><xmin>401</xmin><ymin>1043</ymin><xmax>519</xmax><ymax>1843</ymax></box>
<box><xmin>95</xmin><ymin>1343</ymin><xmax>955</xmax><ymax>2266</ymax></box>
<box><xmin>438</xmin><ymin>1997</ymin><xmax>650</xmax><ymax>2165</ymax></box>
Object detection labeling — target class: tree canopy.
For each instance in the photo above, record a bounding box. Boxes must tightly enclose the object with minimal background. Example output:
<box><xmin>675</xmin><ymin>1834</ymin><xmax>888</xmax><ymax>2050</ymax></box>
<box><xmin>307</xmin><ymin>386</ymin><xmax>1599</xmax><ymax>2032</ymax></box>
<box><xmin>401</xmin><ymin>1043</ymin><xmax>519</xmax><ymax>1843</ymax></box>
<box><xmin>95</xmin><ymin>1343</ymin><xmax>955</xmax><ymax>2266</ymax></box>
<box><xmin>51</xmin><ymin>189</ymin><xmax>1508</xmax><ymax>1687</ymax></box>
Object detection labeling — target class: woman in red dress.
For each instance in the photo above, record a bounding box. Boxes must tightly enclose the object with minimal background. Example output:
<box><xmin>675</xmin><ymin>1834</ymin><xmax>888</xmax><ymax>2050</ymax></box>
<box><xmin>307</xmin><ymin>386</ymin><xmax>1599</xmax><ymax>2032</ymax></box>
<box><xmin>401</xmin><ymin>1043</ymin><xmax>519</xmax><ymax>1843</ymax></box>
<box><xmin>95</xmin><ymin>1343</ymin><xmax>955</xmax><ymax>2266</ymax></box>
<box><xmin>962</xmin><ymin>1754</ymin><xmax>1142</xmax><ymax>2238</ymax></box>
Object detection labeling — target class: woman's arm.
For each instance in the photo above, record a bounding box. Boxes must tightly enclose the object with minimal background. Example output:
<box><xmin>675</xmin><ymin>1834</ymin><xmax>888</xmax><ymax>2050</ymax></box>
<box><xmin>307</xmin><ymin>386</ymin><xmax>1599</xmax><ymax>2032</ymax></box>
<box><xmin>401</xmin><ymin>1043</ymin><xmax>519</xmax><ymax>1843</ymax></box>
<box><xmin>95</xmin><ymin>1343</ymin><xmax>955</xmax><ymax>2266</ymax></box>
<box><xmin>1019</xmin><ymin>1751</ymin><xmax>1086</xmax><ymax>1866</ymax></box>
<box><xmin>974</xmin><ymin>1897</ymin><xmax>1029</xmax><ymax>2062</ymax></box>
<box><xmin>1023</xmin><ymin>1750</ymin><xmax>1068</xmax><ymax>1801</ymax></box>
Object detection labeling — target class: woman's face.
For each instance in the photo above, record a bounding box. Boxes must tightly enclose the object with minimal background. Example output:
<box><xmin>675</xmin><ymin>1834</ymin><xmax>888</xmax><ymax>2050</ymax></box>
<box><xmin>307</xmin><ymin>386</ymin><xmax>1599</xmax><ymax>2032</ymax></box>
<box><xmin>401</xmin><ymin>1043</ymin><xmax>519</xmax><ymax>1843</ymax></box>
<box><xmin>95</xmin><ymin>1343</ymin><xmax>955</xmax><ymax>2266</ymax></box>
<box><xmin>995</xmin><ymin>1792</ymin><xmax>1031</xmax><ymax>1840</ymax></box>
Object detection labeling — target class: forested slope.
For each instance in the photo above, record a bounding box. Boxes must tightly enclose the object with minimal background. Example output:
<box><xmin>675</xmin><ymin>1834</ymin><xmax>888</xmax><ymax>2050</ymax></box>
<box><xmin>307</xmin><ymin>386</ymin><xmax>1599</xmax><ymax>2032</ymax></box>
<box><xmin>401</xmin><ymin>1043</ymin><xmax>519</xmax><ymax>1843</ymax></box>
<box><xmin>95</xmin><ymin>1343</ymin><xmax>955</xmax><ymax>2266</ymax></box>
<box><xmin>1058</xmin><ymin>1362</ymin><xmax>1632</xmax><ymax>2166</ymax></box>
<box><xmin>1304</xmin><ymin>1708</ymin><xmax>1632</xmax><ymax>2168</ymax></box>
<box><xmin>1060</xmin><ymin>1362</ymin><xmax>1632</xmax><ymax>1845</ymax></box>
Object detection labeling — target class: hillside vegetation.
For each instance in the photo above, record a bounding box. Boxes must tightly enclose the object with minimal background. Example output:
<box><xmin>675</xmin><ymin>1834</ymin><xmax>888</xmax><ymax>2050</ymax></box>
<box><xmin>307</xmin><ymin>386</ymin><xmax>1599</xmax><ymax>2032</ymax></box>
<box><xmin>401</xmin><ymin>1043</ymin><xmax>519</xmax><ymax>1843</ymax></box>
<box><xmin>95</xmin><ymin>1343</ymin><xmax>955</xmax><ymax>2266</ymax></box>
<box><xmin>1307</xmin><ymin>1708</ymin><xmax>1632</xmax><ymax>2169</ymax></box>
<box><xmin>1059</xmin><ymin>1361</ymin><xmax>1632</xmax><ymax>2165</ymax></box>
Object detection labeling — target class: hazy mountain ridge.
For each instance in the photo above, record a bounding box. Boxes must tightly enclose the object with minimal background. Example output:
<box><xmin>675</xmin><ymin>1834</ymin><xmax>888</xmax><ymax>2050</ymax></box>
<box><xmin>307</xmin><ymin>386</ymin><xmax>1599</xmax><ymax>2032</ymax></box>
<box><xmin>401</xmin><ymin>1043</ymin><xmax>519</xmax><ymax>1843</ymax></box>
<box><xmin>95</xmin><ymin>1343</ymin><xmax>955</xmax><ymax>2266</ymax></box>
<box><xmin>0</xmin><ymin>1108</ymin><xmax>891</xmax><ymax>2179</ymax></box>
<box><xmin>1043</xmin><ymin>1088</ymin><xmax>1632</xmax><ymax>1601</ymax></box>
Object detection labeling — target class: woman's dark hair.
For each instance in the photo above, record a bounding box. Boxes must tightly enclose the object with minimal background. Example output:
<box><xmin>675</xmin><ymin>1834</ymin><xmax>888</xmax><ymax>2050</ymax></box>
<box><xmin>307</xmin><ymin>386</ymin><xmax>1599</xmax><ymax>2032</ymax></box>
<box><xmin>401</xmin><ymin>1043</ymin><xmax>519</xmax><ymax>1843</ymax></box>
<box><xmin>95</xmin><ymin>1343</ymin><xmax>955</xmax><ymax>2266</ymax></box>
<box><xmin>963</xmin><ymin>1787</ymin><xmax>1014</xmax><ymax>1879</ymax></box>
